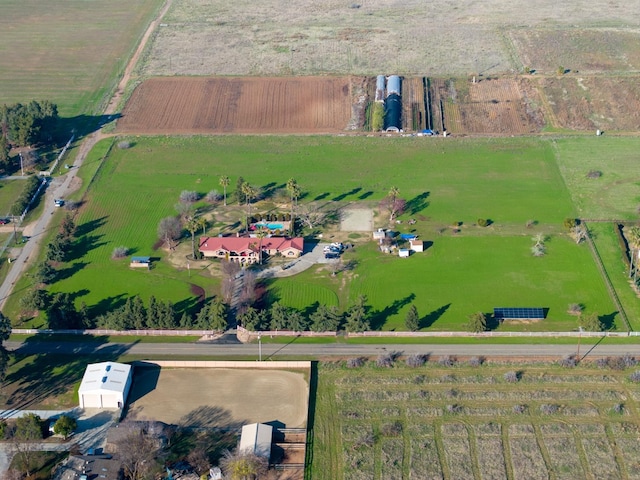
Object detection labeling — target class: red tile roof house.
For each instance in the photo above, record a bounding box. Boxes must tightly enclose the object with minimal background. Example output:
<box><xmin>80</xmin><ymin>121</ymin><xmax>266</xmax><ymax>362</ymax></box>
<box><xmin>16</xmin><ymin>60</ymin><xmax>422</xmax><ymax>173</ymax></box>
<box><xmin>199</xmin><ymin>236</ymin><xmax>304</xmax><ymax>264</ymax></box>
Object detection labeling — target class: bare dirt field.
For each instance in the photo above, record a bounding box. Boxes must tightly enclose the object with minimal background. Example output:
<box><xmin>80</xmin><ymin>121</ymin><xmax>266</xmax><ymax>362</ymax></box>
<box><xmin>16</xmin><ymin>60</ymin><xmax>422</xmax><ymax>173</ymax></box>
<box><xmin>340</xmin><ymin>208</ymin><xmax>373</xmax><ymax>232</ymax></box>
<box><xmin>138</xmin><ymin>0</ymin><xmax>640</xmax><ymax>78</ymax></box>
<box><xmin>538</xmin><ymin>76</ymin><xmax>640</xmax><ymax>130</ymax></box>
<box><xmin>117</xmin><ymin>76</ymin><xmax>354</xmax><ymax>134</ymax></box>
<box><xmin>431</xmin><ymin>77</ymin><xmax>544</xmax><ymax>134</ymax></box>
<box><xmin>126</xmin><ymin>367</ymin><xmax>308</xmax><ymax>428</ymax></box>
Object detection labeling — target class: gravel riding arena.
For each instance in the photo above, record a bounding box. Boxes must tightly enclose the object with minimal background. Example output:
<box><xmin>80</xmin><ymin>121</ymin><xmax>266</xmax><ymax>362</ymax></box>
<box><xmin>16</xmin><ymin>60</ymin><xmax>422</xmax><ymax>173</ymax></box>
<box><xmin>125</xmin><ymin>366</ymin><xmax>309</xmax><ymax>428</ymax></box>
<box><xmin>117</xmin><ymin>76</ymin><xmax>355</xmax><ymax>134</ymax></box>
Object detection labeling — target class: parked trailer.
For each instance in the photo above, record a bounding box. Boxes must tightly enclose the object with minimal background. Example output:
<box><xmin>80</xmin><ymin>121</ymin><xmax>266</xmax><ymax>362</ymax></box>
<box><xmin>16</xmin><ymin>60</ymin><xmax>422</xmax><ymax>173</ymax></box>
<box><xmin>386</xmin><ymin>75</ymin><xmax>401</xmax><ymax>97</ymax></box>
<box><xmin>375</xmin><ymin>75</ymin><xmax>386</xmax><ymax>103</ymax></box>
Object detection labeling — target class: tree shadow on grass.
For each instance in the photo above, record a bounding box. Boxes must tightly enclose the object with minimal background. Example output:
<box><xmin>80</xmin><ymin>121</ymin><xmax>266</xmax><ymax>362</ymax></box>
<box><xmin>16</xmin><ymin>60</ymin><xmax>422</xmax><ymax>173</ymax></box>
<box><xmin>66</xmin><ymin>234</ymin><xmax>107</xmax><ymax>262</ymax></box>
<box><xmin>4</xmin><ymin>338</ymin><xmax>135</xmax><ymax>410</ymax></box>
<box><xmin>600</xmin><ymin>311</ymin><xmax>618</xmax><ymax>331</ymax></box>
<box><xmin>54</xmin><ymin>262</ymin><xmax>89</xmax><ymax>282</ymax></box>
<box><xmin>369</xmin><ymin>294</ymin><xmax>416</xmax><ymax>331</ymax></box>
<box><xmin>406</xmin><ymin>192</ymin><xmax>430</xmax><ymax>215</ymax></box>
<box><xmin>420</xmin><ymin>303</ymin><xmax>451</xmax><ymax>329</ymax></box>
<box><xmin>74</xmin><ymin>216</ymin><xmax>108</xmax><ymax>238</ymax></box>
<box><xmin>88</xmin><ymin>293</ymin><xmax>128</xmax><ymax>319</ymax></box>
<box><xmin>332</xmin><ymin>187</ymin><xmax>362</xmax><ymax>202</ymax></box>
<box><xmin>314</xmin><ymin>192</ymin><xmax>330</xmax><ymax>201</ymax></box>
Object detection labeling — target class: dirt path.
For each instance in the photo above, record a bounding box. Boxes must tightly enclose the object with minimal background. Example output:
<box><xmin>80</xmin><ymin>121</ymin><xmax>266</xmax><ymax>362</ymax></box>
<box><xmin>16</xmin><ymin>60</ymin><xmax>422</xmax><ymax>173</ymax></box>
<box><xmin>0</xmin><ymin>0</ymin><xmax>172</xmax><ymax>311</ymax></box>
<box><xmin>105</xmin><ymin>0</ymin><xmax>173</xmax><ymax>116</ymax></box>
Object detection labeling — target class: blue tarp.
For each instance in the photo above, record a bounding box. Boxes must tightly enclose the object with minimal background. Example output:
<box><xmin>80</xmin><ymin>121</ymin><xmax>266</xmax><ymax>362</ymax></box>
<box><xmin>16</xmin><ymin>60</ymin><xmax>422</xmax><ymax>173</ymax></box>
<box><xmin>400</xmin><ymin>234</ymin><xmax>417</xmax><ymax>240</ymax></box>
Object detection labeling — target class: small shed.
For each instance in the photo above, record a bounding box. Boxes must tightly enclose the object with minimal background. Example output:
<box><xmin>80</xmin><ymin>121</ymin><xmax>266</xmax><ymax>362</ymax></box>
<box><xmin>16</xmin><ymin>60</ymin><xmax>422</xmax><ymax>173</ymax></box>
<box><xmin>79</xmin><ymin>362</ymin><xmax>132</xmax><ymax>409</ymax></box>
<box><xmin>239</xmin><ymin>423</ymin><xmax>273</xmax><ymax>459</ymax></box>
<box><xmin>130</xmin><ymin>256</ymin><xmax>151</xmax><ymax>268</ymax></box>
<box><xmin>375</xmin><ymin>75</ymin><xmax>386</xmax><ymax>102</ymax></box>
<box><xmin>409</xmin><ymin>239</ymin><xmax>424</xmax><ymax>252</ymax></box>
<box><xmin>373</xmin><ymin>229</ymin><xmax>386</xmax><ymax>240</ymax></box>
<box><xmin>398</xmin><ymin>248</ymin><xmax>410</xmax><ymax>258</ymax></box>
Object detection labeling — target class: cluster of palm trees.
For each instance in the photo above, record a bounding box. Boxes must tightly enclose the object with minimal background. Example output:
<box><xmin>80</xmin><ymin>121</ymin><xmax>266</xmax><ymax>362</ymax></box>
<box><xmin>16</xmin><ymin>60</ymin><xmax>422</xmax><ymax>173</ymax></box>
<box><xmin>218</xmin><ymin>175</ymin><xmax>301</xmax><ymax>234</ymax></box>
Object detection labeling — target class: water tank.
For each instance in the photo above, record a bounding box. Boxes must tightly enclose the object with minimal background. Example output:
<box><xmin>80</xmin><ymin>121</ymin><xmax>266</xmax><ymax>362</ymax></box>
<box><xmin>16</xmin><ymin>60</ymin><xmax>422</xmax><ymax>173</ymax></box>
<box><xmin>387</xmin><ymin>75</ymin><xmax>401</xmax><ymax>97</ymax></box>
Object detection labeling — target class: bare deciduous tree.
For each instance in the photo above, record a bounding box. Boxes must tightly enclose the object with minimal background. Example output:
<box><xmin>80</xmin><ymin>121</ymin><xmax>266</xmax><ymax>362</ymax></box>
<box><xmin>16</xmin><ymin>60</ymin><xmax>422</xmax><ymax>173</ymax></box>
<box><xmin>157</xmin><ymin>216</ymin><xmax>182</xmax><ymax>251</ymax></box>
<box><xmin>296</xmin><ymin>204</ymin><xmax>328</xmax><ymax>229</ymax></box>
<box><xmin>221</xmin><ymin>261</ymin><xmax>241</xmax><ymax>303</ymax></box>
<box><xmin>113</xmin><ymin>427</ymin><xmax>161</xmax><ymax>480</ymax></box>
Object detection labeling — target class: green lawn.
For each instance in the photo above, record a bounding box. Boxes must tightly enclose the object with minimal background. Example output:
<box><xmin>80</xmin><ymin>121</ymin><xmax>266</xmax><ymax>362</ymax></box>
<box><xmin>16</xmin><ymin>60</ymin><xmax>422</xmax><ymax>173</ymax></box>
<box><xmin>553</xmin><ymin>136</ymin><xmax>640</xmax><ymax>220</ymax></box>
<box><xmin>0</xmin><ymin>179</ymin><xmax>27</xmax><ymax>216</ymax></box>
<box><xmin>273</xmin><ymin>238</ymin><xmax>614</xmax><ymax>331</ymax></box>
<box><xmin>0</xmin><ymin>0</ymin><xmax>162</xmax><ymax>116</ymax></box>
<box><xmin>9</xmin><ymin>135</ymin><xmax>627</xmax><ymax>332</ymax></box>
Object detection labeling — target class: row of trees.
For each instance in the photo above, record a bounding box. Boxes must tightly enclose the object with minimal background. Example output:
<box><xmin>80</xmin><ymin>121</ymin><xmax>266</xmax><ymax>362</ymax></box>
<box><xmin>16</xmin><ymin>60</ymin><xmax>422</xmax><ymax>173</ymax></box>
<box><xmin>10</xmin><ymin>175</ymin><xmax>42</xmax><ymax>216</ymax></box>
<box><xmin>0</xmin><ymin>101</ymin><xmax>59</xmax><ymax>148</ymax></box>
<box><xmin>238</xmin><ymin>295</ymin><xmax>372</xmax><ymax>333</ymax></box>
<box><xmin>97</xmin><ymin>295</ymin><xmax>228</xmax><ymax>331</ymax></box>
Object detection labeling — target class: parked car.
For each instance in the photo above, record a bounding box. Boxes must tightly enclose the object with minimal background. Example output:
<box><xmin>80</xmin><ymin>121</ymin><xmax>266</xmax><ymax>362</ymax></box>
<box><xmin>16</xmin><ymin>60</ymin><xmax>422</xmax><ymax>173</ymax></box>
<box><xmin>54</xmin><ymin>199</ymin><xmax>65</xmax><ymax>207</ymax></box>
<box><xmin>0</xmin><ymin>218</ymin><xmax>9</xmax><ymax>225</ymax></box>
<box><xmin>325</xmin><ymin>252</ymin><xmax>340</xmax><ymax>259</ymax></box>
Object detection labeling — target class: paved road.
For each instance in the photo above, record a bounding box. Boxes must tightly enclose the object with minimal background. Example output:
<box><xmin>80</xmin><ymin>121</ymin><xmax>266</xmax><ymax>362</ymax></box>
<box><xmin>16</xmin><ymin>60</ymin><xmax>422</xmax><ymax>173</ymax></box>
<box><xmin>0</xmin><ymin>175</ymin><xmax>80</xmax><ymax>310</ymax></box>
<box><xmin>4</xmin><ymin>338</ymin><xmax>638</xmax><ymax>359</ymax></box>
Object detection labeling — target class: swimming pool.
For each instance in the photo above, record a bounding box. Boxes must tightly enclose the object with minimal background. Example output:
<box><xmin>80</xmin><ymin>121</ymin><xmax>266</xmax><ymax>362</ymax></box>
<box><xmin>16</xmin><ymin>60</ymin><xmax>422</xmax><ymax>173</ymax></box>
<box><xmin>255</xmin><ymin>222</ymin><xmax>284</xmax><ymax>230</ymax></box>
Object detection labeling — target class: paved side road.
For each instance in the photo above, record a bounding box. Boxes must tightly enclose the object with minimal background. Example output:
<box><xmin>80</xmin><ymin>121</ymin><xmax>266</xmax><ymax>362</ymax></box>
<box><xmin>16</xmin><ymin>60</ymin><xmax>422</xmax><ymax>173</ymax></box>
<box><xmin>4</xmin><ymin>339</ymin><xmax>638</xmax><ymax>359</ymax></box>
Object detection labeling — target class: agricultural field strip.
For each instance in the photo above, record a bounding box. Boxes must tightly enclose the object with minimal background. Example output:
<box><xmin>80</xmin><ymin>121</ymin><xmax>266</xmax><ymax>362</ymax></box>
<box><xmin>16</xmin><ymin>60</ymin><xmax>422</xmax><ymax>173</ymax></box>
<box><xmin>321</xmin><ymin>365</ymin><xmax>640</xmax><ymax>480</ymax></box>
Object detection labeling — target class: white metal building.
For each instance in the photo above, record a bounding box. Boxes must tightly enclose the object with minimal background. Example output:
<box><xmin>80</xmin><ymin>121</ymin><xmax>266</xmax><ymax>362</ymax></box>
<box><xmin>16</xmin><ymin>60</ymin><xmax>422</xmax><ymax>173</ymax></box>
<box><xmin>78</xmin><ymin>362</ymin><xmax>133</xmax><ymax>409</ymax></box>
<box><xmin>239</xmin><ymin>423</ymin><xmax>273</xmax><ymax>459</ymax></box>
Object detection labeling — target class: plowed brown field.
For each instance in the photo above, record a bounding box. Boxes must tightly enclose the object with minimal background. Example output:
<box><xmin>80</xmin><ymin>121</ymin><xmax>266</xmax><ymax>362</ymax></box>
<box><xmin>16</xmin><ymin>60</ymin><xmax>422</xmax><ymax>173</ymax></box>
<box><xmin>117</xmin><ymin>76</ymin><xmax>354</xmax><ymax>134</ymax></box>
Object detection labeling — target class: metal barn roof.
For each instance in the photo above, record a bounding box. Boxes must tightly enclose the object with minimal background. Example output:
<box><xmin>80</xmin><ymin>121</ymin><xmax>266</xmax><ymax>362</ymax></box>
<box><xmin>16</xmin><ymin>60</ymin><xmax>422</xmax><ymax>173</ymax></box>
<box><xmin>239</xmin><ymin>423</ymin><xmax>273</xmax><ymax>459</ymax></box>
<box><xmin>78</xmin><ymin>362</ymin><xmax>132</xmax><ymax>395</ymax></box>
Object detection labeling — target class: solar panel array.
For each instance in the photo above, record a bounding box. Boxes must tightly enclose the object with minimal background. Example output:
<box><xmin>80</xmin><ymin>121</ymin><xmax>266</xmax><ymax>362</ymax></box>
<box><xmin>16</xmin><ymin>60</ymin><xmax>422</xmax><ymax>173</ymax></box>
<box><xmin>494</xmin><ymin>307</ymin><xmax>545</xmax><ymax>319</ymax></box>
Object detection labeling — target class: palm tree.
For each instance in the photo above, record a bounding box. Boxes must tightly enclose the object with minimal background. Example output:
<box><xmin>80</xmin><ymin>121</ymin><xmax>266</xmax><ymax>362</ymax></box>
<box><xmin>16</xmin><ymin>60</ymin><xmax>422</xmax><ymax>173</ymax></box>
<box><xmin>286</xmin><ymin>178</ymin><xmax>301</xmax><ymax>234</ymax></box>
<box><xmin>254</xmin><ymin>227</ymin><xmax>269</xmax><ymax>265</ymax></box>
<box><xmin>196</xmin><ymin>216</ymin><xmax>207</xmax><ymax>236</ymax></box>
<box><xmin>219</xmin><ymin>175</ymin><xmax>230</xmax><ymax>206</ymax></box>
<box><xmin>185</xmin><ymin>216</ymin><xmax>201</xmax><ymax>259</ymax></box>
<box><xmin>241</xmin><ymin>183</ymin><xmax>257</xmax><ymax>231</ymax></box>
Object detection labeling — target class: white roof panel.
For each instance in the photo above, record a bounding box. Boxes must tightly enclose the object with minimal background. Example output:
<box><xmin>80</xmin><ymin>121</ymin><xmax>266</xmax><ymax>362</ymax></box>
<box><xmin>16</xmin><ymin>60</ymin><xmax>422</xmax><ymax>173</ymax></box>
<box><xmin>239</xmin><ymin>423</ymin><xmax>272</xmax><ymax>459</ymax></box>
<box><xmin>78</xmin><ymin>362</ymin><xmax>131</xmax><ymax>395</ymax></box>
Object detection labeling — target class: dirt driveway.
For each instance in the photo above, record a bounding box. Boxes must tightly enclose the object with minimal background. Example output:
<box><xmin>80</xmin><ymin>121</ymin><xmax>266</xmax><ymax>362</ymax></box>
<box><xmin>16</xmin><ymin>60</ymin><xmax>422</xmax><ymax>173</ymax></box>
<box><xmin>126</xmin><ymin>367</ymin><xmax>308</xmax><ymax>428</ymax></box>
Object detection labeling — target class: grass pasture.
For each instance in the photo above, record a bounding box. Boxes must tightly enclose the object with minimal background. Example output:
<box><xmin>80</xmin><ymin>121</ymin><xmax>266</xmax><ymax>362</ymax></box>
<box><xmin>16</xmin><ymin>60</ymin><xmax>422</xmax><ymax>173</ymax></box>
<box><xmin>273</xmin><ymin>237</ymin><xmax>614</xmax><ymax>331</ymax></box>
<box><xmin>0</xmin><ymin>0</ymin><xmax>162</xmax><ymax>116</ymax></box>
<box><xmin>509</xmin><ymin>28</ymin><xmax>640</xmax><ymax>74</ymax></box>
<box><xmin>140</xmin><ymin>0</ymin><xmax>640</xmax><ymax>78</ymax></box>
<box><xmin>312</xmin><ymin>361</ymin><xmax>640</xmax><ymax>480</ymax></box>
<box><xmin>553</xmin><ymin>137</ymin><xmax>640</xmax><ymax>220</ymax></box>
<box><xmin>17</xmin><ymin>134</ymin><xmax>623</xmax><ymax>331</ymax></box>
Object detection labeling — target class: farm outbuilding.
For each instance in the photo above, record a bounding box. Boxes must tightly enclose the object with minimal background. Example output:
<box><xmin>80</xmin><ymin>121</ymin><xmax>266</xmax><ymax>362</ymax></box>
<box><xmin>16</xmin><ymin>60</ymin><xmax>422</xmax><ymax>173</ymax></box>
<box><xmin>386</xmin><ymin>75</ymin><xmax>401</xmax><ymax>97</ymax></box>
<box><xmin>384</xmin><ymin>93</ymin><xmax>402</xmax><ymax>132</ymax></box>
<box><xmin>375</xmin><ymin>75</ymin><xmax>386</xmax><ymax>102</ymax></box>
<box><xmin>130</xmin><ymin>256</ymin><xmax>151</xmax><ymax>268</ymax></box>
<box><xmin>239</xmin><ymin>423</ymin><xmax>273</xmax><ymax>459</ymax></box>
<box><xmin>78</xmin><ymin>362</ymin><xmax>132</xmax><ymax>409</ymax></box>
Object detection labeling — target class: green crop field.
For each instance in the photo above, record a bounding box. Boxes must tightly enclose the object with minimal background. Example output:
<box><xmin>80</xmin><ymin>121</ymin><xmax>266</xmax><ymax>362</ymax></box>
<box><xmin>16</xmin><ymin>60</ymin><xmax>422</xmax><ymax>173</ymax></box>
<box><xmin>311</xmin><ymin>360</ymin><xmax>640</xmax><ymax>480</ymax></box>
<box><xmin>0</xmin><ymin>0</ymin><xmax>162</xmax><ymax>116</ymax></box>
<box><xmin>15</xmin><ymin>134</ymin><xmax>626</xmax><ymax>332</ymax></box>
